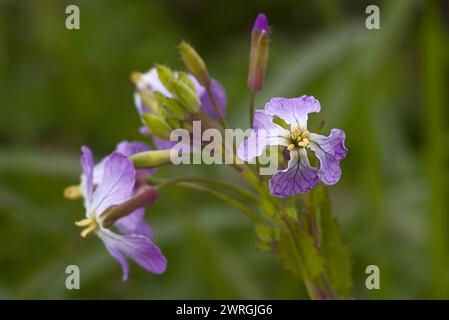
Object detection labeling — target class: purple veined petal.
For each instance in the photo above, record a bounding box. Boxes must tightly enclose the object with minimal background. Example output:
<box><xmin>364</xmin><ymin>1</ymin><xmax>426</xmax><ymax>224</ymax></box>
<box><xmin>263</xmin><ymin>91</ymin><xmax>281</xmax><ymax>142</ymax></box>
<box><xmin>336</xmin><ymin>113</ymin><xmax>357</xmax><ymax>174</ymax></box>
<box><xmin>114</xmin><ymin>207</ymin><xmax>153</xmax><ymax>239</ymax></box>
<box><xmin>237</xmin><ymin>110</ymin><xmax>289</xmax><ymax>162</ymax></box>
<box><xmin>99</xmin><ymin>229</ymin><xmax>167</xmax><ymax>281</ymax></box>
<box><xmin>265</xmin><ymin>96</ymin><xmax>320</xmax><ymax>129</ymax></box>
<box><xmin>80</xmin><ymin>146</ymin><xmax>94</xmax><ymax>209</ymax></box>
<box><xmin>309</xmin><ymin>128</ymin><xmax>347</xmax><ymax>185</ymax></box>
<box><xmin>91</xmin><ymin>141</ymin><xmax>152</xmax><ymax>186</ymax></box>
<box><xmin>269</xmin><ymin>148</ymin><xmax>319</xmax><ymax>197</ymax></box>
<box><xmin>90</xmin><ymin>152</ymin><xmax>136</xmax><ymax>216</ymax></box>
<box><xmin>198</xmin><ymin>79</ymin><xmax>227</xmax><ymax>120</ymax></box>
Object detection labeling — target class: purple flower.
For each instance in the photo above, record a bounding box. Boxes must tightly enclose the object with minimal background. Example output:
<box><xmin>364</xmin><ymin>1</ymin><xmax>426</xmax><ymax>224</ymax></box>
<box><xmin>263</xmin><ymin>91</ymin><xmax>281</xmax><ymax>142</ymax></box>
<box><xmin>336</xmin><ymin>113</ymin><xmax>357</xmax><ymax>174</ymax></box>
<box><xmin>77</xmin><ymin>145</ymin><xmax>167</xmax><ymax>280</ymax></box>
<box><xmin>133</xmin><ymin>68</ymin><xmax>227</xmax><ymax>149</ymax></box>
<box><xmin>238</xmin><ymin>95</ymin><xmax>347</xmax><ymax>197</ymax></box>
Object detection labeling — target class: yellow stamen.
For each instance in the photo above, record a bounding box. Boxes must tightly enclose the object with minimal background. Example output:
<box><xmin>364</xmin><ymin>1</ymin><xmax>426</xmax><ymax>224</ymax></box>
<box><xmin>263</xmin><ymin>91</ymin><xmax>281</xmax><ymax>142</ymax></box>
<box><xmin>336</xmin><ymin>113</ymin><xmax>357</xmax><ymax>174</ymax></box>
<box><xmin>287</xmin><ymin>144</ymin><xmax>295</xmax><ymax>151</ymax></box>
<box><xmin>75</xmin><ymin>218</ymin><xmax>92</xmax><ymax>227</ymax></box>
<box><xmin>290</xmin><ymin>127</ymin><xmax>301</xmax><ymax>139</ymax></box>
<box><xmin>130</xmin><ymin>71</ymin><xmax>143</xmax><ymax>85</ymax></box>
<box><xmin>80</xmin><ymin>224</ymin><xmax>97</xmax><ymax>238</ymax></box>
<box><xmin>301</xmin><ymin>130</ymin><xmax>310</xmax><ymax>139</ymax></box>
<box><xmin>64</xmin><ymin>185</ymin><xmax>82</xmax><ymax>200</ymax></box>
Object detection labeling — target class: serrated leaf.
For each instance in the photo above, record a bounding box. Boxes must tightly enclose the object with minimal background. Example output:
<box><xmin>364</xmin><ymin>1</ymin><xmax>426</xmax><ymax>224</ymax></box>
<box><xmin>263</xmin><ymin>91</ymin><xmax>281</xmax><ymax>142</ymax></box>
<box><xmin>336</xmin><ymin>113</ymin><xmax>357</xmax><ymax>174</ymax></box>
<box><xmin>312</xmin><ymin>183</ymin><xmax>353</xmax><ymax>297</ymax></box>
<box><xmin>275</xmin><ymin>214</ymin><xmax>325</xmax><ymax>281</ymax></box>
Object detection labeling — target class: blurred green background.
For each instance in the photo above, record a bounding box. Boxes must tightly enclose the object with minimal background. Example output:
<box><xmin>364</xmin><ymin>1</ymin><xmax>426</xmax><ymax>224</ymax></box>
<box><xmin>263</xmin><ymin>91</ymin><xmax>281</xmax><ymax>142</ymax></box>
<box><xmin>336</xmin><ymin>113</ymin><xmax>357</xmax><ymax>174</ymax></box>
<box><xmin>1</xmin><ymin>0</ymin><xmax>448</xmax><ymax>299</ymax></box>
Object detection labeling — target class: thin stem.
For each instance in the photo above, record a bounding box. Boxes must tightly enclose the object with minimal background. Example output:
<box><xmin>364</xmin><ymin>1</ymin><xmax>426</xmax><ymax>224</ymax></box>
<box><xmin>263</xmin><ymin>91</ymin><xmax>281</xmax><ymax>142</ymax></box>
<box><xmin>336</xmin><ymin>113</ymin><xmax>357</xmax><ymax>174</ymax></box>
<box><xmin>206</xmin><ymin>85</ymin><xmax>228</xmax><ymax>129</ymax></box>
<box><xmin>154</xmin><ymin>179</ymin><xmax>262</xmax><ymax>224</ymax></box>
<box><xmin>148</xmin><ymin>176</ymin><xmax>259</xmax><ymax>203</ymax></box>
<box><xmin>249</xmin><ymin>91</ymin><xmax>256</xmax><ymax>128</ymax></box>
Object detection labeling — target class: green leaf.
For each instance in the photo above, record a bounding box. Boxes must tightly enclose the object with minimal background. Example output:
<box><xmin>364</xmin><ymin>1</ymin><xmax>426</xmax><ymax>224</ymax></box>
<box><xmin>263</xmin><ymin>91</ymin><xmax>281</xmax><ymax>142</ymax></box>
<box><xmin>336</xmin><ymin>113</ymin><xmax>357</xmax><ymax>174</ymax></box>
<box><xmin>312</xmin><ymin>183</ymin><xmax>353</xmax><ymax>297</ymax></box>
<box><xmin>275</xmin><ymin>213</ymin><xmax>325</xmax><ymax>281</ymax></box>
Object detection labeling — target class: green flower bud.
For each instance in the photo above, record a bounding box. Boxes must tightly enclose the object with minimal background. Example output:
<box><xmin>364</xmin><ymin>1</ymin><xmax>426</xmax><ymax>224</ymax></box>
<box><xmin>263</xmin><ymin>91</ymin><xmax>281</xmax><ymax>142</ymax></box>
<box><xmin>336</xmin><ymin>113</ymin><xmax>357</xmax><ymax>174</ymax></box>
<box><xmin>142</xmin><ymin>113</ymin><xmax>172</xmax><ymax>140</ymax></box>
<box><xmin>164</xmin><ymin>97</ymin><xmax>189</xmax><ymax>119</ymax></box>
<box><xmin>170</xmin><ymin>79</ymin><xmax>201</xmax><ymax>114</ymax></box>
<box><xmin>156</xmin><ymin>64</ymin><xmax>175</xmax><ymax>91</ymax></box>
<box><xmin>130</xmin><ymin>150</ymin><xmax>172</xmax><ymax>168</ymax></box>
<box><xmin>138</xmin><ymin>89</ymin><xmax>159</xmax><ymax>112</ymax></box>
<box><xmin>178</xmin><ymin>41</ymin><xmax>210</xmax><ymax>87</ymax></box>
<box><xmin>178</xmin><ymin>71</ymin><xmax>196</xmax><ymax>92</ymax></box>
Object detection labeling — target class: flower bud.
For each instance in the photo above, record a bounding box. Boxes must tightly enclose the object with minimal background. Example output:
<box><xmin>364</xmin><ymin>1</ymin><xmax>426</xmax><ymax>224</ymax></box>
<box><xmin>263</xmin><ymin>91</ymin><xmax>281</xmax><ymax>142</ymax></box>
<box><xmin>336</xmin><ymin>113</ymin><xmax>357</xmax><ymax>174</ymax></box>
<box><xmin>142</xmin><ymin>113</ymin><xmax>172</xmax><ymax>140</ymax></box>
<box><xmin>130</xmin><ymin>149</ymin><xmax>172</xmax><ymax>168</ymax></box>
<box><xmin>170</xmin><ymin>79</ymin><xmax>201</xmax><ymax>114</ymax></box>
<box><xmin>156</xmin><ymin>64</ymin><xmax>175</xmax><ymax>91</ymax></box>
<box><xmin>178</xmin><ymin>71</ymin><xmax>196</xmax><ymax>92</ymax></box>
<box><xmin>248</xmin><ymin>13</ymin><xmax>270</xmax><ymax>92</ymax></box>
<box><xmin>164</xmin><ymin>97</ymin><xmax>189</xmax><ymax>119</ymax></box>
<box><xmin>178</xmin><ymin>41</ymin><xmax>210</xmax><ymax>87</ymax></box>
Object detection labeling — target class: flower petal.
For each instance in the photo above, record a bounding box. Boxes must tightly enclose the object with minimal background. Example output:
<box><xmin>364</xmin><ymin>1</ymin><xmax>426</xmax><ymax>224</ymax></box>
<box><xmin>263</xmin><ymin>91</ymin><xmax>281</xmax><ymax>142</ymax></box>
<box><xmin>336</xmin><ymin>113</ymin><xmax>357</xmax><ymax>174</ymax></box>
<box><xmin>91</xmin><ymin>152</ymin><xmax>136</xmax><ymax>216</ymax></box>
<box><xmin>309</xmin><ymin>129</ymin><xmax>347</xmax><ymax>185</ymax></box>
<box><xmin>80</xmin><ymin>146</ymin><xmax>94</xmax><ymax>209</ymax></box>
<box><xmin>137</xmin><ymin>68</ymin><xmax>172</xmax><ymax>97</ymax></box>
<box><xmin>153</xmin><ymin>137</ymin><xmax>177</xmax><ymax>150</ymax></box>
<box><xmin>237</xmin><ymin>110</ymin><xmax>289</xmax><ymax>162</ymax></box>
<box><xmin>99</xmin><ymin>229</ymin><xmax>167</xmax><ymax>281</ymax></box>
<box><xmin>265</xmin><ymin>95</ymin><xmax>320</xmax><ymax>128</ymax></box>
<box><xmin>116</xmin><ymin>141</ymin><xmax>150</xmax><ymax>156</ymax></box>
<box><xmin>115</xmin><ymin>208</ymin><xmax>153</xmax><ymax>239</ymax></box>
<box><xmin>269</xmin><ymin>148</ymin><xmax>319</xmax><ymax>197</ymax></box>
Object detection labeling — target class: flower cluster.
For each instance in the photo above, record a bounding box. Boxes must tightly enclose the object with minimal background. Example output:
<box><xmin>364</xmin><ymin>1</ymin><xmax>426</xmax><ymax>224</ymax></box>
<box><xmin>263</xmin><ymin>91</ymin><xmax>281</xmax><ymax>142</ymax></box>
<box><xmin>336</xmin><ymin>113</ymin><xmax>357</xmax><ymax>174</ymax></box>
<box><xmin>66</xmin><ymin>12</ymin><xmax>348</xmax><ymax>286</ymax></box>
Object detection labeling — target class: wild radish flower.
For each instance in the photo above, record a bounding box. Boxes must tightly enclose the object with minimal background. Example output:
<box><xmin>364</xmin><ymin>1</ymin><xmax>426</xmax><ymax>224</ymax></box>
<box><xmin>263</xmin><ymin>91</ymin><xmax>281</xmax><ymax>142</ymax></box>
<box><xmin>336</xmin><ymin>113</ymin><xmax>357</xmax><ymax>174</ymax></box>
<box><xmin>248</xmin><ymin>13</ymin><xmax>270</xmax><ymax>92</ymax></box>
<box><xmin>132</xmin><ymin>67</ymin><xmax>227</xmax><ymax>148</ymax></box>
<box><xmin>238</xmin><ymin>95</ymin><xmax>347</xmax><ymax>197</ymax></box>
<box><xmin>75</xmin><ymin>146</ymin><xmax>167</xmax><ymax>280</ymax></box>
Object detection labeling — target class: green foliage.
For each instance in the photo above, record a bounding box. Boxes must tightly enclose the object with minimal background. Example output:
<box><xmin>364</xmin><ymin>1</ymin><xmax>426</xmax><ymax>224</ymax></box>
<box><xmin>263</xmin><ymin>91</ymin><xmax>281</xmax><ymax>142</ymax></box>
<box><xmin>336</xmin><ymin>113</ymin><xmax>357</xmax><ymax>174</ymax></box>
<box><xmin>311</xmin><ymin>184</ymin><xmax>352</xmax><ymax>298</ymax></box>
<box><xmin>0</xmin><ymin>0</ymin><xmax>447</xmax><ymax>299</ymax></box>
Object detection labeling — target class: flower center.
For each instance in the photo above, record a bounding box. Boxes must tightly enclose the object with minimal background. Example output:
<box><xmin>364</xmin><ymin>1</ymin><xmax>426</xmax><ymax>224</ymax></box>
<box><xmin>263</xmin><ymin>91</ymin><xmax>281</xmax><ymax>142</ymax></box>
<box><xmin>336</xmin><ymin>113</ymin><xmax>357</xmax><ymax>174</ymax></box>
<box><xmin>75</xmin><ymin>217</ymin><xmax>99</xmax><ymax>238</ymax></box>
<box><xmin>287</xmin><ymin>127</ymin><xmax>310</xmax><ymax>151</ymax></box>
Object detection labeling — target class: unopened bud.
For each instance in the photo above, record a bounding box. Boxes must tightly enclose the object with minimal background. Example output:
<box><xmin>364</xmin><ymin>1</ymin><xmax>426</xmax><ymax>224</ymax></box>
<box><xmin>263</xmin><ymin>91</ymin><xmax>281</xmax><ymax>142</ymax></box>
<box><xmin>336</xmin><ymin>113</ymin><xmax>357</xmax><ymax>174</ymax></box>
<box><xmin>156</xmin><ymin>64</ymin><xmax>175</xmax><ymax>91</ymax></box>
<box><xmin>178</xmin><ymin>41</ymin><xmax>210</xmax><ymax>87</ymax></box>
<box><xmin>170</xmin><ymin>79</ymin><xmax>201</xmax><ymax>114</ymax></box>
<box><xmin>142</xmin><ymin>113</ymin><xmax>172</xmax><ymax>140</ymax></box>
<box><xmin>248</xmin><ymin>13</ymin><xmax>270</xmax><ymax>92</ymax></box>
<box><xmin>164</xmin><ymin>97</ymin><xmax>189</xmax><ymax>119</ymax></box>
<box><xmin>178</xmin><ymin>71</ymin><xmax>196</xmax><ymax>91</ymax></box>
<box><xmin>130</xmin><ymin>149</ymin><xmax>172</xmax><ymax>168</ymax></box>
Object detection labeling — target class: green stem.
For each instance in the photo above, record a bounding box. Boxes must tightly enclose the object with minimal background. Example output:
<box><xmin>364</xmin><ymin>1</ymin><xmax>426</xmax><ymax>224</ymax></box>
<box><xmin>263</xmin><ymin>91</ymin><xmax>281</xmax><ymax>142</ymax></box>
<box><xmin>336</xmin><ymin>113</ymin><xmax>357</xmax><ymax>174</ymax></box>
<box><xmin>249</xmin><ymin>91</ymin><xmax>256</xmax><ymax>128</ymax></box>
<box><xmin>152</xmin><ymin>178</ymin><xmax>262</xmax><ymax>224</ymax></box>
<box><xmin>148</xmin><ymin>176</ymin><xmax>259</xmax><ymax>203</ymax></box>
<box><xmin>206</xmin><ymin>85</ymin><xmax>228</xmax><ymax>129</ymax></box>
